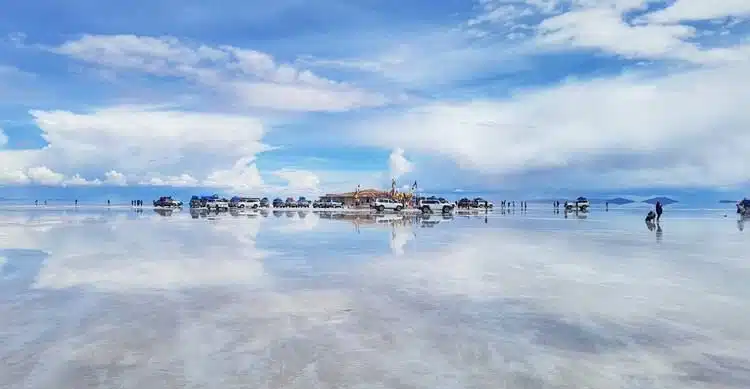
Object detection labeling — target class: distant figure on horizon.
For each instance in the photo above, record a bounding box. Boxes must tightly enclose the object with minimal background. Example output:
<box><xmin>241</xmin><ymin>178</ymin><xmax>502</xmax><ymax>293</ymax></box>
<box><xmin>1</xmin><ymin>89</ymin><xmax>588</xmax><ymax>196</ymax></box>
<box><xmin>605</xmin><ymin>202</ymin><xmax>609</xmax><ymax>211</ymax></box>
<box><xmin>107</xmin><ymin>199</ymin><xmax>111</xmax><ymax>207</ymax></box>
<box><xmin>75</xmin><ymin>199</ymin><xmax>78</xmax><ymax>206</ymax></box>
<box><xmin>35</xmin><ymin>200</ymin><xmax>38</xmax><ymax>206</ymax></box>
<box><xmin>655</xmin><ymin>201</ymin><xmax>663</xmax><ymax>222</ymax></box>
<box><xmin>44</xmin><ymin>200</ymin><xmax>47</xmax><ymax>206</ymax></box>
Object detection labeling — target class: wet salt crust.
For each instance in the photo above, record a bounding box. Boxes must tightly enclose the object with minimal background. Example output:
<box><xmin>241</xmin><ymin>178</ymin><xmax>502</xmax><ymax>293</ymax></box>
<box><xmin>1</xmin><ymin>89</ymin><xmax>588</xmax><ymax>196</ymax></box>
<box><xmin>0</xmin><ymin>207</ymin><xmax>748</xmax><ymax>388</ymax></box>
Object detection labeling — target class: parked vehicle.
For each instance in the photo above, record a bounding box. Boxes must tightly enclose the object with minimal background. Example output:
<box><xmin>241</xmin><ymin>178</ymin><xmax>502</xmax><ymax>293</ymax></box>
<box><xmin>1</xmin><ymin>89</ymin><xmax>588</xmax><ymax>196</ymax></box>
<box><xmin>371</xmin><ymin>198</ymin><xmax>403</xmax><ymax>212</ymax></box>
<box><xmin>260</xmin><ymin>197</ymin><xmax>270</xmax><ymax>207</ymax></box>
<box><xmin>272</xmin><ymin>198</ymin><xmax>285</xmax><ymax>208</ymax></box>
<box><xmin>737</xmin><ymin>198</ymin><xmax>750</xmax><ymax>216</ymax></box>
<box><xmin>205</xmin><ymin>197</ymin><xmax>229</xmax><ymax>211</ymax></box>
<box><xmin>312</xmin><ymin>200</ymin><xmax>324</xmax><ymax>208</ymax></box>
<box><xmin>565</xmin><ymin>197</ymin><xmax>590</xmax><ymax>212</ymax></box>
<box><xmin>297</xmin><ymin>197</ymin><xmax>311</xmax><ymax>208</ymax></box>
<box><xmin>420</xmin><ymin>198</ymin><xmax>454</xmax><ymax>214</ymax></box>
<box><xmin>457</xmin><ymin>198</ymin><xmax>472</xmax><ymax>208</ymax></box>
<box><xmin>153</xmin><ymin>196</ymin><xmax>182</xmax><ymax>208</ymax></box>
<box><xmin>230</xmin><ymin>197</ymin><xmax>261</xmax><ymax>209</ymax></box>
<box><xmin>323</xmin><ymin>200</ymin><xmax>343</xmax><ymax>208</ymax></box>
<box><xmin>285</xmin><ymin>197</ymin><xmax>298</xmax><ymax>208</ymax></box>
<box><xmin>472</xmin><ymin>197</ymin><xmax>493</xmax><ymax>208</ymax></box>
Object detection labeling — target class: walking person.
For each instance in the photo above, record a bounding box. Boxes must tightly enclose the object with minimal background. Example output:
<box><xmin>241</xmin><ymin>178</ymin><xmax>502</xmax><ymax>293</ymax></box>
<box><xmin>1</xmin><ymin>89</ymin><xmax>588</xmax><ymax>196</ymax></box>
<box><xmin>655</xmin><ymin>201</ymin><xmax>663</xmax><ymax>222</ymax></box>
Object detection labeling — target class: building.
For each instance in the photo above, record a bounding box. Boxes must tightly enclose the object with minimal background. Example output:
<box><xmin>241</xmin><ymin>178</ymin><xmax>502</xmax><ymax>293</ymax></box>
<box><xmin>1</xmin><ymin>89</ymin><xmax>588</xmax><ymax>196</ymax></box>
<box><xmin>320</xmin><ymin>188</ymin><xmax>392</xmax><ymax>208</ymax></box>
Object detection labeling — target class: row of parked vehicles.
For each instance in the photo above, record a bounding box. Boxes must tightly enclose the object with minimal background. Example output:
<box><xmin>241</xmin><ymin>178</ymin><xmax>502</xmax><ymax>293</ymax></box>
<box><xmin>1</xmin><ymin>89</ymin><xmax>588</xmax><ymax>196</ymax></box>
<box><xmin>183</xmin><ymin>195</ymin><xmax>335</xmax><ymax>210</ymax></box>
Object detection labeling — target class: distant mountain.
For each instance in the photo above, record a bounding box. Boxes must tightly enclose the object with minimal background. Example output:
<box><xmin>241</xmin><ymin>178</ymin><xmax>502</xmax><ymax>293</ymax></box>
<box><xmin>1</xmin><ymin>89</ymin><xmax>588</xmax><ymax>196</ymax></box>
<box><xmin>606</xmin><ymin>197</ymin><xmax>634</xmax><ymax>205</ymax></box>
<box><xmin>719</xmin><ymin>200</ymin><xmax>737</xmax><ymax>204</ymax></box>
<box><xmin>643</xmin><ymin>197</ymin><xmax>678</xmax><ymax>205</ymax></box>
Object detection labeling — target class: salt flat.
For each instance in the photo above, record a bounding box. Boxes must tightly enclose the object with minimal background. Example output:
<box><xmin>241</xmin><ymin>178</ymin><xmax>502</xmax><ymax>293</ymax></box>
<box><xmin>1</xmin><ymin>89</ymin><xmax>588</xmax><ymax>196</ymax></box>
<box><xmin>0</xmin><ymin>207</ymin><xmax>748</xmax><ymax>388</ymax></box>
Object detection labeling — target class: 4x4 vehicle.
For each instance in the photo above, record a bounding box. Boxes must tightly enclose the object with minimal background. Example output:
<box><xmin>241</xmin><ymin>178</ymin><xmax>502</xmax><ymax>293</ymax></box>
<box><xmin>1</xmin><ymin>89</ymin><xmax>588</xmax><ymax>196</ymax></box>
<box><xmin>472</xmin><ymin>197</ymin><xmax>494</xmax><ymax>208</ymax></box>
<box><xmin>371</xmin><ymin>198</ymin><xmax>403</xmax><ymax>212</ymax></box>
<box><xmin>457</xmin><ymin>198</ymin><xmax>472</xmax><ymax>208</ymax></box>
<box><xmin>297</xmin><ymin>197</ymin><xmax>311</xmax><ymax>208</ymax></box>
<box><xmin>322</xmin><ymin>200</ymin><xmax>343</xmax><ymax>208</ymax></box>
<box><xmin>272</xmin><ymin>198</ymin><xmax>284</xmax><ymax>208</ymax></box>
<box><xmin>419</xmin><ymin>198</ymin><xmax>454</xmax><ymax>214</ymax></box>
<box><xmin>260</xmin><ymin>197</ymin><xmax>270</xmax><ymax>207</ymax></box>
<box><xmin>206</xmin><ymin>197</ymin><xmax>229</xmax><ymax>211</ymax></box>
<box><xmin>230</xmin><ymin>197</ymin><xmax>261</xmax><ymax>209</ymax></box>
<box><xmin>284</xmin><ymin>197</ymin><xmax>298</xmax><ymax>208</ymax></box>
<box><xmin>153</xmin><ymin>196</ymin><xmax>182</xmax><ymax>208</ymax></box>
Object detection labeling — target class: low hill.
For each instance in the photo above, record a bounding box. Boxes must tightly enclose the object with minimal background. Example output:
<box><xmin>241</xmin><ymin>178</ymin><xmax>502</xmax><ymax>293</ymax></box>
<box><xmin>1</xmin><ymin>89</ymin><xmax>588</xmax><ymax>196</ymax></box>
<box><xmin>643</xmin><ymin>197</ymin><xmax>678</xmax><ymax>205</ymax></box>
<box><xmin>606</xmin><ymin>197</ymin><xmax>634</xmax><ymax>205</ymax></box>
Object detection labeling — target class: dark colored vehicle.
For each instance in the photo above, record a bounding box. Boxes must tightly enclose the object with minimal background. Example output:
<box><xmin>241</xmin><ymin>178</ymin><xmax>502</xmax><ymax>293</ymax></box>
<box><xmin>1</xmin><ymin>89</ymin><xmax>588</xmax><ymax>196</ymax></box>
<box><xmin>272</xmin><ymin>198</ymin><xmax>285</xmax><ymax>208</ymax></box>
<box><xmin>190</xmin><ymin>194</ymin><xmax>219</xmax><ymax>208</ymax></box>
<box><xmin>260</xmin><ymin>197</ymin><xmax>270</xmax><ymax>207</ymax></box>
<box><xmin>312</xmin><ymin>200</ymin><xmax>324</xmax><ymax>208</ymax></box>
<box><xmin>153</xmin><ymin>196</ymin><xmax>182</xmax><ymax>207</ymax></box>
<box><xmin>297</xmin><ymin>196</ymin><xmax>311</xmax><ymax>207</ymax></box>
<box><xmin>457</xmin><ymin>198</ymin><xmax>472</xmax><ymax>208</ymax></box>
<box><xmin>285</xmin><ymin>197</ymin><xmax>298</xmax><ymax>208</ymax></box>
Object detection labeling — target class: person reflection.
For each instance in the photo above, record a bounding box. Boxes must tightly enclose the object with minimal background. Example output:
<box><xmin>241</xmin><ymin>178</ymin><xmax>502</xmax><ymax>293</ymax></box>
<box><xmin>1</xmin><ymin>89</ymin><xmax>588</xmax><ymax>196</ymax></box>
<box><xmin>646</xmin><ymin>220</ymin><xmax>656</xmax><ymax>231</ymax></box>
<box><xmin>739</xmin><ymin>218</ymin><xmax>745</xmax><ymax>232</ymax></box>
<box><xmin>656</xmin><ymin>223</ymin><xmax>663</xmax><ymax>242</ymax></box>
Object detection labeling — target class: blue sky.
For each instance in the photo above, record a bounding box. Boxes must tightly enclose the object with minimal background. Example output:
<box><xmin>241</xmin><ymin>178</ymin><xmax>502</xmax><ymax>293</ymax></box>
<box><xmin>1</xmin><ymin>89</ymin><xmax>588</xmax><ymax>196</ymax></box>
<box><xmin>1</xmin><ymin>0</ymin><xmax>749</xmax><ymax>202</ymax></box>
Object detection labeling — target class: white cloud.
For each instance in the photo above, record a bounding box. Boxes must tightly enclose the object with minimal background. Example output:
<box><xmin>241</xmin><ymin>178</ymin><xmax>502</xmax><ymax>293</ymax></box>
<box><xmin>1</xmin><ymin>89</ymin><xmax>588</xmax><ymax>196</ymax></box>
<box><xmin>64</xmin><ymin>174</ymin><xmax>102</xmax><ymax>187</ymax></box>
<box><xmin>23</xmin><ymin>106</ymin><xmax>270</xmax><ymax>184</ymax></box>
<box><xmin>0</xmin><ymin>169</ymin><xmax>30</xmax><ymax>185</ymax></box>
<box><xmin>203</xmin><ymin>157</ymin><xmax>264</xmax><ymax>191</ymax></box>
<box><xmin>468</xmin><ymin>0</ymin><xmax>750</xmax><ymax>65</ymax></box>
<box><xmin>352</xmin><ymin>63</ymin><xmax>750</xmax><ymax>188</ymax></box>
<box><xmin>273</xmin><ymin>169</ymin><xmax>321</xmax><ymax>191</ymax></box>
<box><xmin>103</xmin><ymin>170</ymin><xmax>128</xmax><ymax>186</ymax></box>
<box><xmin>138</xmin><ymin>173</ymin><xmax>198</xmax><ymax>187</ymax></box>
<box><xmin>388</xmin><ymin>148</ymin><xmax>413</xmax><ymax>179</ymax></box>
<box><xmin>26</xmin><ymin>166</ymin><xmax>65</xmax><ymax>186</ymax></box>
<box><xmin>53</xmin><ymin>34</ymin><xmax>388</xmax><ymax>112</ymax></box>
<box><xmin>646</xmin><ymin>0</ymin><xmax>750</xmax><ymax>23</ymax></box>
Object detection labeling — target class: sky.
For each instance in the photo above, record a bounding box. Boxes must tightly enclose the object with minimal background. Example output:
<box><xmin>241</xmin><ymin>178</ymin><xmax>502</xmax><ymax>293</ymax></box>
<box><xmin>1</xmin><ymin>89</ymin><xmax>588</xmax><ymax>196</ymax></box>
<box><xmin>0</xmin><ymin>0</ymin><xmax>749</xmax><ymax>202</ymax></box>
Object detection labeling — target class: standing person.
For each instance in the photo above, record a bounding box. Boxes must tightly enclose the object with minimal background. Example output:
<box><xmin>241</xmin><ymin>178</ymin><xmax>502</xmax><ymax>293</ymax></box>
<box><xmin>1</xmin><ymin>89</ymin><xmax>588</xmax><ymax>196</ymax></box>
<box><xmin>655</xmin><ymin>201</ymin><xmax>663</xmax><ymax>222</ymax></box>
<box><xmin>35</xmin><ymin>200</ymin><xmax>38</xmax><ymax>206</ymax></box>
<box><xmin>107</xmin><ymin>199</ymin><xmax>111</xmax><ymax>207</ymax></box>
<box><xmin>75</xmin><ymin>199</ymin><xmax>78</xmax><ymax>206</ymax></box>
<box><xmin>605</xmin><ymin>202</ymin><xmax>609</xmax><ymax>211</ymax></box>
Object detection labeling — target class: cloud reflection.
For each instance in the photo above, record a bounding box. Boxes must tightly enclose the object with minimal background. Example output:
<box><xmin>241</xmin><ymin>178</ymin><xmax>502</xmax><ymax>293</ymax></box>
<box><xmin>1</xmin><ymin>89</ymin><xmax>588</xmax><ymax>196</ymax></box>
<box><xmin>0</xmin><ymin>209</ymin><xmax>748</xmax><ymax>388</ymax></box>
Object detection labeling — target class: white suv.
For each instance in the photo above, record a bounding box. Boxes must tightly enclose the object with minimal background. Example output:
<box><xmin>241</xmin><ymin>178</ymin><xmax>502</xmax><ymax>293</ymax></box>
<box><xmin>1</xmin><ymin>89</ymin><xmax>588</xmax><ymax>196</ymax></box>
<box><xmin>206</xmin><ymin>198</ymin><xmax>229</xmax><ymax>210</ymax></box>
<box><xmin>419</xmin><ymin>199</ymin><xmax>454</xmax><ymax>214</ymax></box>
<box><xmin>232</xmin><ymin>197</ymin><xmax>261</xmax><ymax>209</ymax></box>
<box><xmin>371</xmin><ymin>198</ymin><xmax>404</xmax><ymax>212</ymax></box>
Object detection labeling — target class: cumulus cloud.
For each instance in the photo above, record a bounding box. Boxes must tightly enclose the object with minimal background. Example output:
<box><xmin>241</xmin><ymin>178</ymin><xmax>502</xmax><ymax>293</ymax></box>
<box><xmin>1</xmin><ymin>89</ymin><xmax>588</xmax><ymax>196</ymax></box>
<box><xmin>388</xmin><ymin>148</ymin><xmax>413</xmax><ymax>179</ymax></box>
<box><xmin>353</xmin><ymin>63</ymin><xmax>750</xmax><ymax>188</ymax></box>
<box><xmin>53</xmin><ymin>34</ymin><xmax>388</xmax><ymax>112</ymax></box>
<box><xmin>204</xmin><ymin>157</ymin><xmax>264</xmax><ymax>191</ymax></box>
<box><xmin>103</xmin><ymin>170</ymin><xmax>127</xmax><ymax>186</ymax></box>
<box><xmin>469</xmin><ymin>0</ymin><xmax>750</xmax><ymax>65</ymax></box>
<box><xmin>273</xmin><ymin>169</ymin><xmax>321</xmax><ymax>192</ymax></box>
<box><xmin>16</xmin><ymin>106</ymin><xmax>271</xmax><ymax>186</ymax></box>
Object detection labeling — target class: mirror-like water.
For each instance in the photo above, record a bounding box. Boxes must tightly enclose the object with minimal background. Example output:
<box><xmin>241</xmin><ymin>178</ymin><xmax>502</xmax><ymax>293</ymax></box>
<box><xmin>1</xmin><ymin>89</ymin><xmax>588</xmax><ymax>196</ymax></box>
<box><xmin>1</xmin><ymin>207</ymin><xmax>748</xmax><ymax>388</ymax></box>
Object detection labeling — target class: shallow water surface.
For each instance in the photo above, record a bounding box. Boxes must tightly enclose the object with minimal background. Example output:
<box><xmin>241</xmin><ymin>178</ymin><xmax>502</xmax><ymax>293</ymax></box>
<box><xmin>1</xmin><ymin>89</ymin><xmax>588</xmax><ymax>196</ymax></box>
<box><xmin>0</xmin><ymin>207</ymin><xmax>748</xmax><ymax>388</ymax></box>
